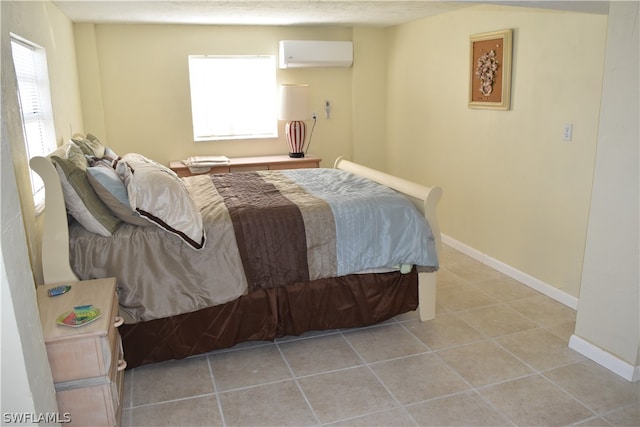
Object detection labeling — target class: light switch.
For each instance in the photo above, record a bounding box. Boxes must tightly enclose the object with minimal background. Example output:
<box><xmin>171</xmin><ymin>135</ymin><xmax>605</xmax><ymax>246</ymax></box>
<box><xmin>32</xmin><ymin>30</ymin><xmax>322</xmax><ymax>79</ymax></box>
<box><xmin>563</xmin><ymin>123</ymin><xmax>573</xmax><ymax>142</ymax></box>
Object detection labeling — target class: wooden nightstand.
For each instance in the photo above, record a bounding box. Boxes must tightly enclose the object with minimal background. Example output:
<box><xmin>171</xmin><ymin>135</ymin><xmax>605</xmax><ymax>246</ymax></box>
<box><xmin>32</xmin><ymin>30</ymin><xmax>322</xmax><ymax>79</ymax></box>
<box><xmin>170</xmin><ymin>154</ymin><xmax>322</xmax><ymax>177</ymax></box>
<box><xmin>37</xmin><ymin>278</ymin><xmax>125</xmax><ymax>427</ymax></box>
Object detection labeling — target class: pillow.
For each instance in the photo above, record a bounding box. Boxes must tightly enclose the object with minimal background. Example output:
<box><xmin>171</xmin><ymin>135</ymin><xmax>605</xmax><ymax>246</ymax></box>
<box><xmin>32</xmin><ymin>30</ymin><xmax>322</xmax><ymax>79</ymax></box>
<box><xmin>60</xmin><ymin>141</ymin><xmax>89</xmax><ymax>170</ymax></box>
<box><xmin>51</xmin><ymin>155</ymin><xmax>121</xmax><ymax>236</ymax></box>
<box><xmin>115</xmin><ymin>153</ymin><xmax>206</xmax><ymax>249</ymax></box>
<box><xmin>86</xmin><ymin>164</ymin><xmax>151</xmax><ymax>227</ymax></box>
<box><xmin>72</xmin><ymin>134</ymin><xmax>106</xmax><ymax>159</ymax></box>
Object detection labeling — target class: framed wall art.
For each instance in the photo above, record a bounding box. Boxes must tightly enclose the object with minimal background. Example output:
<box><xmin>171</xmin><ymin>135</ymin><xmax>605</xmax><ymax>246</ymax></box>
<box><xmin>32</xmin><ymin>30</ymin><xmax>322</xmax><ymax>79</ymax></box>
<box><xmin>469</xmin><ymin>29</ymin><xmax>513</xmax><ymax>110</ymax></box>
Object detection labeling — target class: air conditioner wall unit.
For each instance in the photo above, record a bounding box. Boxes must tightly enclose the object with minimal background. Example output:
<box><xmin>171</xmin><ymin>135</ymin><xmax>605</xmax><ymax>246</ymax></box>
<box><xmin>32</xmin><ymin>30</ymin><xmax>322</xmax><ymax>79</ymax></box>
<box><xmin>279</xmin><ymin>40</ymin><xmax>353</xmax><ymax>68</ymax></box>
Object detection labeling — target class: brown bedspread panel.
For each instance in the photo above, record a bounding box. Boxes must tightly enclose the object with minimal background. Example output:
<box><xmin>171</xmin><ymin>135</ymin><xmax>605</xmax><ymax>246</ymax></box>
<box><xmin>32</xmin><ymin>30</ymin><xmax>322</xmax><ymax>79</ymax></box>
<box><xmin>210</xmin><ymin>172</ymin><xmax>309</xmax><ymax>291</ymax></box>
<box><xmin>119</xmin><ymin>268</ymin><xmax>418</xmax><ymax>369</ymax></box>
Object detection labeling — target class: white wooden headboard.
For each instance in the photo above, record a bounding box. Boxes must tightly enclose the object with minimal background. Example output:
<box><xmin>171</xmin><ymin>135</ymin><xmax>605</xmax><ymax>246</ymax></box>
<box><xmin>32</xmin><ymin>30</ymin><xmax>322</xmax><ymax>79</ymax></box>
<box><xmin>30</xmin><ymin>149</ymin><xmax>79</xmax><ymax>285</ymax></box>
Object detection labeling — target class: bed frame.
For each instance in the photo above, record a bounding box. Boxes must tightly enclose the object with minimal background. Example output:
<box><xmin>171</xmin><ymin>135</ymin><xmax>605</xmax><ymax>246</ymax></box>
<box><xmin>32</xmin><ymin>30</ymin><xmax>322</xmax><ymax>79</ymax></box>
<box><xmin>30</xmin><ymin>153</ymin><xmax>442</xmax><ymax>322</ymax></box>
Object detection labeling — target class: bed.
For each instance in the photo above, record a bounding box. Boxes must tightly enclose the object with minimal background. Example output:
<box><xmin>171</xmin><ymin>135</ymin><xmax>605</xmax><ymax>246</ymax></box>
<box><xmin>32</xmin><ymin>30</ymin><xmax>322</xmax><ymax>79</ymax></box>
<box><xmin>30</xmin><ymin>137</ymin><xmax>442</xmax><ymax>369</ymax></box>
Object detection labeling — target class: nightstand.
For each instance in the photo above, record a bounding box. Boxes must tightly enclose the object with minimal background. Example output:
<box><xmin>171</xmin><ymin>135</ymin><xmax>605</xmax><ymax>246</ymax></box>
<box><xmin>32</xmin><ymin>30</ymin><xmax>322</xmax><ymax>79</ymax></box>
<box><xmin>170</xmin><ymin>154</ymin><xmax>322</xmax><ymax>177</ymax></box>
<box><xmin>37</xmin><ymin>278</ymin><xmax>125</xmax><ymax>427</ymax></box>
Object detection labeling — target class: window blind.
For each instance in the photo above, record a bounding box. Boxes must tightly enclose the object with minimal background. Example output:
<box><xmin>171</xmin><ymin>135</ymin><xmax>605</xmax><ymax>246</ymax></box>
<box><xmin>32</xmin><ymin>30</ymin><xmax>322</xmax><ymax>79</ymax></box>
<box><xmin>11</xmin><ymin>35</ymin><xmax>56</xmax><ymax>211</ymax></box>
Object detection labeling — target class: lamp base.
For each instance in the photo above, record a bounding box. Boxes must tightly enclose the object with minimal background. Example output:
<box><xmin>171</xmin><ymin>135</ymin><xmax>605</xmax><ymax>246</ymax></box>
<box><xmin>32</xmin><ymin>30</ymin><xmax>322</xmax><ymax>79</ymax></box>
<box><xmin>285</xmin><ymin>121</ymin><xmax>307</xmax><ymax>158</ymax></box>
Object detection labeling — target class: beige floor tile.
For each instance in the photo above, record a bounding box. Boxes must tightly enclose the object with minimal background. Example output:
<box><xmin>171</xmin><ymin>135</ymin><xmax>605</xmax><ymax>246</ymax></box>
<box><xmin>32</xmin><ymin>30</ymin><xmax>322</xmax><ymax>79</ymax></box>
<box><xmin>128</xmin><ymin>395</ymin><xmax>222</xmax><ymax>427</ymax></box>
<box><xmin>603</xmin><ymin>402</ymin><xmax>640</xmax><ymax>426</ymax></box>
<box><xmin>342</xmin><ymin>323</ymin><xmax>427</xmax><ymax>363</ymax></box>
<box><xmin>371</xmin><ymin>353</ymin><xmax>470</xmax><ymax>405</ymax></box>
<box><xmin>122</xmin><ymin>246</ymin><xmax>632</xmax><ymax>427</ymax></box>
<box><xmin>394</xmin><ymin>308</ymin><xmax>420</xmax><ymax>322</ymax></box>
<box><xmin>218</xmin><ymin>380</ymin><xmax>317</xmax><ymax>426</ymax></box>
<box><xmin>436</xmin><ymin>268</ymin><xmax>469</xmax><ymax>288</ymax></box>
<box><xmin>276</xmin><ymin>329</ymin><xmax>339</xmax><ymax>342</ymax></box>
<box><xmin>546</xmin><ymin>320</ymin><xmax>577</xmax><ymax>343</ymax></box>
<box><xmin>297</xmin><ymin>366</ymin><xmax>397</xmax><ymax>424</ymax></box>
<box><xmin>439</xmin><ymin>245</ymin><xmax>477</xmax><ymax>266</ymax></box>
<box><xmin>446</xmin><ymin>262</ymin><xmax>506</xmax><ymax>283</ymax></box>
<box><xmin>495</xmin><ymin>328</ymin><xmax>584</xmax><ymax>371</ymax></box>
<box><xmin>436</xmin><ymin>282</ymin><xmax>497</xmax><ymax>312</ymax></box>
<box><xmin>437</xmin><ymin>340</ymin><xmax>533</xmax><ymax>387</ymax></box>
<box><xmin>573</xmin><ymin>416</ymin><xmax>614</xmax><ymax>426</ymax></box>
<box><xmin>479</xmin><ymin>374</ymin><xmax>595</xmax><ymax>426</ymax></box>
<box><xmin>326</xmin><ymin>408</ymin><xmax>417</xmax><ymax>426</ymax></box>
<box><xmin>405</xmin><ymin>313</ymin><xmax>484</xmax><ymax>350</ymax></box>
<box><xmin>406</xmin><ymin>391</ymin><xmax>511</xmax><ymax>426</ymax></box>
<box><xmin>130</xmin><ymin>356</ymin><xmax>214</xmax><ymax>406</ymax></box>
<box><xmin>456</xmin><ymin>304</ymin><xmax>538</xmax><ymax>337</ymax></box>
<box><xmin>471</xmin><ymin>276</ymin><xmax>541</xmax><ymax>302</ymax></box>
<box><xmin>208</xmin><ymin>344</ymin><xmax>291</xmax><ymax>391</ymax></box>
<box><xmin>508</xmin><ymin>294</ymin><xmax>576</xmax><ymax>327</ymax></box>
<box><xmin>279</xmin><ymin>333</ymin><xmax>362</xmax><ymax>376</ymax></box>
<box><xmin>544</xmin><ymin>360</ymin><xmax>640</xmax><ymax>414</ymax></box>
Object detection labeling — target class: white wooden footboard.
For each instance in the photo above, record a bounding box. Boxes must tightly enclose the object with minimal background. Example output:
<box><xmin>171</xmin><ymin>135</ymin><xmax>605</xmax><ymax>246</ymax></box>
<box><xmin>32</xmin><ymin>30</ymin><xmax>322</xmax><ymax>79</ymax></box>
<box><xmin>334</xmin><ymin>157</ymin><xmax>442</xmax><ymax>321</ymax></box>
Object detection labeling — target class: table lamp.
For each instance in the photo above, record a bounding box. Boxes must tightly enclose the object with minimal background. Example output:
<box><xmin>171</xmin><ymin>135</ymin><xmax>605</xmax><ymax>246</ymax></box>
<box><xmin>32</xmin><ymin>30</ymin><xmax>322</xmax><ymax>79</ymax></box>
<box><xmin>278</xmin><ymin>84</ymin><xmax>311</xmax><ymax>158</ymax></box>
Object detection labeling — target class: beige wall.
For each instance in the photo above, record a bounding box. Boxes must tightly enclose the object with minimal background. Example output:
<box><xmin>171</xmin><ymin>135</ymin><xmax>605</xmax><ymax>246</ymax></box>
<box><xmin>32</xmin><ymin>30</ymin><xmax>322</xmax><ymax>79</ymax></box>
<box><xmin>3</xmin><ymin>0</ymin><xmax>84</xmax><ymax>284</ymax></box>
<box><xmin>573</xmin><ymin>1</ymin><xmax>639</xmax><ymax>372</ymax></box>
<box><xmin>386</xmin><ymin>5</ymin><xmax>608</xmax><ymax>299</ymax></box>
<box><xmin>1</xmin><ymin>0</ymin><xmax>76</xmax><ymax>416</ymax></box>
<box><xmin>75</xmin><ymin>24</ymin><xmax>355</xmax><ymax>167</ymax></box>
<box><xmin>351</xmin><ymin>27</ymin><xmax>388</xmax><ymax>171</ymax></box>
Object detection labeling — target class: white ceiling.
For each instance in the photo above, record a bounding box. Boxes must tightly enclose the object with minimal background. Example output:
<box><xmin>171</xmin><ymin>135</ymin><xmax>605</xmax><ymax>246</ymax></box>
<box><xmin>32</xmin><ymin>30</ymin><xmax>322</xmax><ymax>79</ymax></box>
<box><xmin>53</xmin><ymin>0</ymin><xmax>609</xmax><ymax>27</ymax></box>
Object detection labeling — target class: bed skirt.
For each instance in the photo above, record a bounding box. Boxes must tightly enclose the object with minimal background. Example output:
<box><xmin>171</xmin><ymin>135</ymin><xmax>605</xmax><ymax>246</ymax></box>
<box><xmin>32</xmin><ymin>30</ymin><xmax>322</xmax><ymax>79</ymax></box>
<box><xmin>119</xmin><ymin>268</ymin><xmax>419</xmax><ymax>368</ymax></box>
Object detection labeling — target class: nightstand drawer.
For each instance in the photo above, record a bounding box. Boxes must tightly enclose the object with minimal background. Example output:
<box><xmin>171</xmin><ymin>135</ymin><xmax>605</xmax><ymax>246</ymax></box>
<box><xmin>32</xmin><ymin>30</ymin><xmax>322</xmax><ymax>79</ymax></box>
<box><xmin>56</xmin><ymin>379</ymin><xmax>120</xmax><ymax>427</ymax></box>
<box><xmin>43</xmin><ymin>288</ymin><xmax>122</xmax><ymax>382</ymax></box>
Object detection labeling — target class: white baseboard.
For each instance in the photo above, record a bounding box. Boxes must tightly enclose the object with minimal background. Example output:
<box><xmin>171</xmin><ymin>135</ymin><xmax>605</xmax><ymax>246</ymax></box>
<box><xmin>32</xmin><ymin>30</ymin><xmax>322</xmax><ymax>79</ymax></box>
<box><xmin>569</xmin><ymin>334</ymin><xmax>640</xmax><ymax>382</ymax></box>
<box><xmin>441</xmin><ymin>234</ymin><xmax>579</xmax><ymax>310</ymax></box>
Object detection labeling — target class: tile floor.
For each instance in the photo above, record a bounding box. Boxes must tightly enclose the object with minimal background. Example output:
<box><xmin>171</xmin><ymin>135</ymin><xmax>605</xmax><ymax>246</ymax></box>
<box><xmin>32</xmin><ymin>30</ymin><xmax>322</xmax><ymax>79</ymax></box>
<box><xmin>121</xmin><ymin>245</ymin><xmax>639</xmax><ymax>426</ymax></box>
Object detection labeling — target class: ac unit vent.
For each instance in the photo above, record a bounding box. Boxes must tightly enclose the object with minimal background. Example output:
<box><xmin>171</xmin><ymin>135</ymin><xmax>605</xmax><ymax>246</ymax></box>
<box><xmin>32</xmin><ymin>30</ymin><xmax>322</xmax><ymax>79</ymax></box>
<box><xmin>279</xmin><ymin>40</ymin><xmax>353</xmax><ymax>68</ymax></box>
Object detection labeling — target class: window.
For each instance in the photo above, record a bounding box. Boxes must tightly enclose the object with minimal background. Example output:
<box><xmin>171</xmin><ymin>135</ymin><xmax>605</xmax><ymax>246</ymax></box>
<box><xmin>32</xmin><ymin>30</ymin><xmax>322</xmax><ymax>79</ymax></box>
<box><xmin>10</xmin><ymin>34</ymin><xmax>56</xmax><ymax>212</ymax></box>
<box><xmin>188</xmin><ymin>55</ymin><xmax>277</xmax><ymax>141</ymax></box>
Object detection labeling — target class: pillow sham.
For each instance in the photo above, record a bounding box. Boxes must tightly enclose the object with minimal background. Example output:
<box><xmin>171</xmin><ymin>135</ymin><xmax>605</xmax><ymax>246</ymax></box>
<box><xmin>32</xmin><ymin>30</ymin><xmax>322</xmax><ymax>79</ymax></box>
<box><xmin>61</xmin><ymin>141</ymin><xmax>89</xmax><ymax>170</ymax></box>
<box><xmin>51</xmin><ymin>155</ymin><xmax>121</xmax><ymax>236</ymax></box>
<box><xmin>71</xmin><ymin>133</ymin><xmax>118</xmax><ymax>161</ymax></box>
<box><xmin>72</xmin><ymin>134</ymin><xmax>106</xmax><ymax>159</ymax></box>
<box><xmin>114</xmin><ymin>153</ymin><xmax>205</xmax><ymax>249</ymax></box>
<box><xmin>86</xmin><ymin>164</ymin><xmax>151</xmax><ymax>227</ymax></box>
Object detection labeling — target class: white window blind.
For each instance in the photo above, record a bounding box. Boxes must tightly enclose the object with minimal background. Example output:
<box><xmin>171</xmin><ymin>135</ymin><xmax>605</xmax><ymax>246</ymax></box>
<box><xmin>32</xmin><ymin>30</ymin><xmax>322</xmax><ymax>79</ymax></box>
<box><xmin>10</xmin><ymin>35</ymin><xmax>56</xmax><ymax>211</ymax></box>
<box><xmin>188</xmin><ymin>55</ymin><xmax>278</xmax><ymax>141</ymax></box>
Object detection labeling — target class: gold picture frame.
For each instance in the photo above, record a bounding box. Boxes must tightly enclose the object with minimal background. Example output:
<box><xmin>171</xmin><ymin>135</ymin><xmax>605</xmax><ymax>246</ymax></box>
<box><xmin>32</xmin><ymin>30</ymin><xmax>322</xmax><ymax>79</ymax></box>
<box><xmin>469</xmin><ymin>29</ymin><xmax>513</xmax><ymax>110</ymax></box>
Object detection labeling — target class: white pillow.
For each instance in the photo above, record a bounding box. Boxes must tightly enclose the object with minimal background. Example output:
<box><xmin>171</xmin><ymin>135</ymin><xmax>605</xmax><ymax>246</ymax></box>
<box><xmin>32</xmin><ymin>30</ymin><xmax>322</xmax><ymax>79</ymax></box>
<box><xmin>115</xmin><ymin>153</ymin><xmax>206</xmax><ymax>249</ymax></box>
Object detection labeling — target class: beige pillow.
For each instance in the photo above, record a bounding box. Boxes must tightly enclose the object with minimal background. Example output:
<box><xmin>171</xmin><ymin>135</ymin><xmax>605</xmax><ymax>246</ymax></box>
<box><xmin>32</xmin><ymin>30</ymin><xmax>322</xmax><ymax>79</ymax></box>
<box><xmin>51</xmin><ymin>155</ymin><xmax>121</xmax><ymax>236</ymax></box>
<box><xmin>72</xmin><ymin>134</ymin><xmax>106</xmax><ymax>158</ymax></box>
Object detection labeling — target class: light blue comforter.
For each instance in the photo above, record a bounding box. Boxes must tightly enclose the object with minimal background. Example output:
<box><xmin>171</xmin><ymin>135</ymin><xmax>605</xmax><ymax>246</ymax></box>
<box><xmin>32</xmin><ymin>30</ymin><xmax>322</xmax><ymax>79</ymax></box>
<box><xmin>282</xmin><ymin>168</ymin><xmax>439</xmax><ymax>275</ymax></box>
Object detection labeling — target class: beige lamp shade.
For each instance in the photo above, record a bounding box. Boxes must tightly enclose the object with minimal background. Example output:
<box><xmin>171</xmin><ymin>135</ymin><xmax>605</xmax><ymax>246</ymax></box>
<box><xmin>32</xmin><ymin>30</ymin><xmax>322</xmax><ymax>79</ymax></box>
<box><xmin>278</xmin><ymin>84</ymin><xmax>311</xmax><ymax>121</ymax></box>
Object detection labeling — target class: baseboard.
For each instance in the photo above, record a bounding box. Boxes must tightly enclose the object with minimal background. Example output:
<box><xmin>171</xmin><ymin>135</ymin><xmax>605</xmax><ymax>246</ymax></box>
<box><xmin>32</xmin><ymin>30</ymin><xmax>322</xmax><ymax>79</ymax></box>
<box><xmin>441</xmin><ymin>234</ymin><xmax>579</xmax><ymax>310</ymax></box>
<box><xmin>569</xmin><ymin>334</ymin><xmax>640</xmax><ymax>382</ymax></box>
